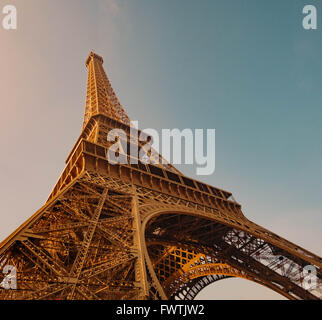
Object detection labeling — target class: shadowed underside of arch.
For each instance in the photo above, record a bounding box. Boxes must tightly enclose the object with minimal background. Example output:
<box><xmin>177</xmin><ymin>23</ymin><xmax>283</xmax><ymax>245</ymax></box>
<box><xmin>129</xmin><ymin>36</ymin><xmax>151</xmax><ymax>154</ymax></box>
<box><xmin>143</xmin><ymin>212</ymin><xmax>322</xmax><ymax>300</ymax></box>
<box><xmin>173</xmin><ymin>274</ymin><xmax>232</xmax><ymax>300</ymax></box>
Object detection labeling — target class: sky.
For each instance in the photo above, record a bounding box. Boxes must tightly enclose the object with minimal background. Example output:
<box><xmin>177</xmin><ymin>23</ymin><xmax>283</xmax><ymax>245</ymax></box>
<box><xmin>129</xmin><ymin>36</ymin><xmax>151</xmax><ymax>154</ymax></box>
<box><xmin>0</xmin><ymin>0</ymin><xmax>321</xmax><ymax>299</ymax></box>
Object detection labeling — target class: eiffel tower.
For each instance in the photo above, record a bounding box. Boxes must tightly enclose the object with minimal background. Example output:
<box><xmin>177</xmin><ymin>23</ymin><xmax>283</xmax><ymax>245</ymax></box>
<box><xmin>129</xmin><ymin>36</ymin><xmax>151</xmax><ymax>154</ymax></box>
<box><xmin>0</xmin><ymin>51</ymin><xmax>321</xmax><ymax>300</ymax></box>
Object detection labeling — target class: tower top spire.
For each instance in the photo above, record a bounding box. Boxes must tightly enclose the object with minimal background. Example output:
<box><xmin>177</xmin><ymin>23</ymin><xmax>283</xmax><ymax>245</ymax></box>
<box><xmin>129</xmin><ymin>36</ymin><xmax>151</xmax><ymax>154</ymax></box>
<box><xmin>85</xmin><ymin>51</ymin><xmax>104</xmax><ymax>67</ymax></box>
<box><xmin>82</xmin><ymin>51</ymin><xmax>131</xmax><ymax>128</ymax></box>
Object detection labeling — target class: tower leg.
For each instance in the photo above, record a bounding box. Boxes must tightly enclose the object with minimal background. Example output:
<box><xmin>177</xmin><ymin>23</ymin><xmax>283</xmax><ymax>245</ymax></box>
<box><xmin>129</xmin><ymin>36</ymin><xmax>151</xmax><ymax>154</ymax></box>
<box><xmin>132</xmin><ymin>187</ymin><xmax>149</xmax><ymax>299</ymax></box>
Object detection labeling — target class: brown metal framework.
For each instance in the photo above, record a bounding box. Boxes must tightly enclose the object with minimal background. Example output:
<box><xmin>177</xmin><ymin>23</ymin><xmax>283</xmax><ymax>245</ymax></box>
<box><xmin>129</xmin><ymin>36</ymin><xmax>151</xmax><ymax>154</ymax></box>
<box><xmin>0</xmin><ymin>51</ymin><xmax>321</xmax><ymax>300</ymax></box>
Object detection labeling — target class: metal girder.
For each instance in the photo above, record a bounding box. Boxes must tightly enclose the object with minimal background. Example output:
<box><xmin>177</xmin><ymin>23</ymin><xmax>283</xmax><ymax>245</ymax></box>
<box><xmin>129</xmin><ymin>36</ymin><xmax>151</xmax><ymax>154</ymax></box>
<box><xmin>20</xmin><ymin>240</ymin><xmax>67</xmax><ymax>276</ymax></box>
<box><xmin>67</xmin><ymin>188</ymin><xmax>108</xmax><ymax>299</ymax></box>
<box><xmin>80</xmin><ymin>253</ymin><xmax>136</xmax><ymax>280</ymax></box>
<box><xmin>23</xmin><ymin>283</ymin><xmax>71</xmax><ymax>300</ymax></box>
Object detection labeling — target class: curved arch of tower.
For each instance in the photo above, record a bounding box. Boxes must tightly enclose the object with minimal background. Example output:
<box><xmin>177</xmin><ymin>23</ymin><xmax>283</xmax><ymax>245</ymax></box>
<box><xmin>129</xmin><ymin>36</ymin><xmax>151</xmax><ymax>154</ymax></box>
<box><xmin>0</xmin><ymin>52</ymin><xmax>321</xmax><ymax>300</ymax></box>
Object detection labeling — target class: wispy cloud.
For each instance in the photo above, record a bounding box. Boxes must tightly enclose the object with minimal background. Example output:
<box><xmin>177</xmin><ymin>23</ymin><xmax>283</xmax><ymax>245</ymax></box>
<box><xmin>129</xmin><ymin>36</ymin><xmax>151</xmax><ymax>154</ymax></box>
<box><xmin>101</xmin><ymin>0</ymin><xmax>126</xmax><ymax>16</ymax></box>
<box><xmin>107</xmin><ymin>0</ymin><xmax>120</xmax><ymax>15</ymax></box>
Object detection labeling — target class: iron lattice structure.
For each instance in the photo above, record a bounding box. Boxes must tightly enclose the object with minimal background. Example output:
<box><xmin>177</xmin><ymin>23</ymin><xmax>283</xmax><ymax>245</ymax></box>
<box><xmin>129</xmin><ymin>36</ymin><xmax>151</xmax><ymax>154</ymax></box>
<box><xmin>0</xmin><ymin>52</ymin><xmax>321</xmax><ymax>300</ymax></box>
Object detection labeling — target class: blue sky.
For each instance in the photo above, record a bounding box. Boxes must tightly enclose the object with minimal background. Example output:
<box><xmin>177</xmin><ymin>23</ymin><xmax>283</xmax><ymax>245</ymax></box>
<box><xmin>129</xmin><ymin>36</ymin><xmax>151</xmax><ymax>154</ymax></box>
<box><xmin>0</xmin><ymin>0</ymin><xmax>321</xmax><ymax>299</ymax></box>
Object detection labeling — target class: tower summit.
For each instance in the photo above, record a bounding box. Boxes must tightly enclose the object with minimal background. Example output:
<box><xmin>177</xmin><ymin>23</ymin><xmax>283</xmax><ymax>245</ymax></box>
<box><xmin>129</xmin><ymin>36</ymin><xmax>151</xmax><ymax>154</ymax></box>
<box><xmin>0</xmin><ymin>52</ymin><xmax>320</xmax><ymax>300</ymax></box>
<box><xmin>83</xmin><ymin>51</ymin><xmax>131</xmax><ymax>128</ymax></box>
